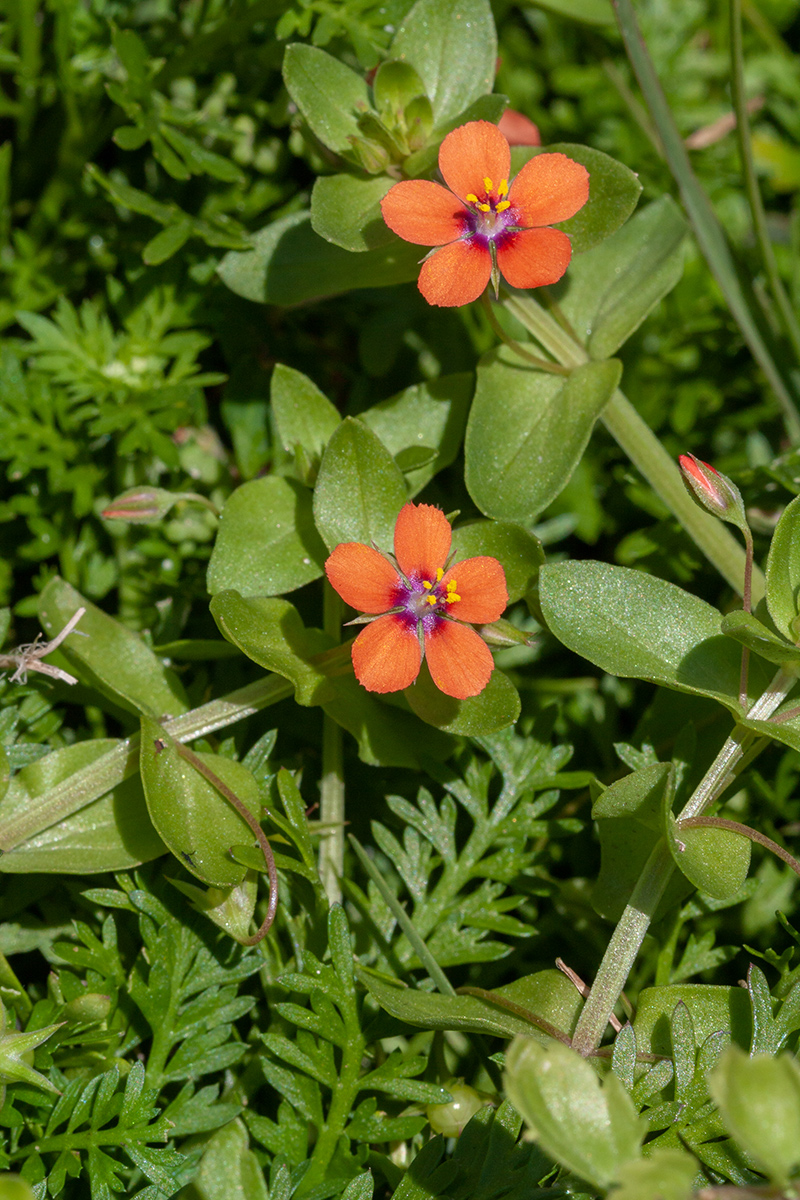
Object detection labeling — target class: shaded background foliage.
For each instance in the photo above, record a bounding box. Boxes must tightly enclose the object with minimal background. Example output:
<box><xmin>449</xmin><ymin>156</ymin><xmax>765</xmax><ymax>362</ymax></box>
<box><xmin>2</xmin><ymin>0</ymin><xmax>800</xmax><ymax>1194</ymax></box>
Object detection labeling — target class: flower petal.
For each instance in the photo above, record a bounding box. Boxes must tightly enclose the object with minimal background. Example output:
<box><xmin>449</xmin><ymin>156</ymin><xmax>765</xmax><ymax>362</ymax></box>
<box><xmin>380</xmin><ymin>180</ymin><xmax>466</xmax><ymax>246</ymax></box>
<box><xmin>438</xmin><ymin>120</ymin><xmax>511</xmax><ymax>203</ymax></box>
<box><xmin>424</xmin><ymin>620</ymin><xmax>494</xmax><ymax>699</ymax></box>
<box><xmin>497</xmin><ymin>227</ymin><xmax>572</xmax><ymax>290</ymax></box>
<box><xmin>326</xmin><ymin>543</ymin><xmax>401</xmax><ymax>613</ymax></box>
<box><xmin>394</xmin><ymin>502</ymin><xmax>452</xmax><ymax>581</ymax></box>
<box><xmin>498</xmin><ymin>109</ymin><xmax>541</xmax><ymax>147</ymax></box>
<box><xmin>352</xmin><ymin>614</ymin><xmax>421</xmax><ymax>693</ymax></box>
<box><xmin>508</xmin><ymin>152</ymin><xmax>589</xmax><ymax>227</ymax></box>
<box><xmin>418</xmin><ymin>239</ymin><xmax>492</xmax><ymax>307</ymax></box>
<box><xmin>441</xmin><ymin>556</ymin><xmax>508</xmax><ymax>624</ymax></box>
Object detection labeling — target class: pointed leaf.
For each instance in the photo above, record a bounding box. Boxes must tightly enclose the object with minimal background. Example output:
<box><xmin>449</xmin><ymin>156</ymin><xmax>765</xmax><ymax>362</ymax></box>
<box><xmin>391</xmin><ymin>0</ymin><xmax>496</xmax><ymax>125</ymax></box>
<box><xmin>313</xmin><ymin>417</ymin><xmax>408</xmax><ymax>553</ymax></box>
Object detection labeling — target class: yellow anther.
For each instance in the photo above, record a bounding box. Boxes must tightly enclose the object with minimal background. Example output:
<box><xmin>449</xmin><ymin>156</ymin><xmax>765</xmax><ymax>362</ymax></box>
<box><xmin>436</xmin><ymin>568</ymin><xmax>444</xmax><ymax>582</ymax></box>
<box><xmin>484</xmin><ymin>177</ymin><xmax>493</xmax><ymax>192</ymax></box>
<box><xmin>445</xmin><ymin>592</ymin><xmax>461</xmax><ymax>603</ymax></box>
<box><xmin>478</xmin><ymin>203</ymin><xmax>491</xmax><ymax>212</ymax></box>
<box><xmin>466</xmin><ymin>193</ymin><xmax>479</xmax><ymax>204</ymax></box>
<box><xmin>498</xmin><ymin>179</ymin><xmax>508</xmax><ymax>196</ymax></box>
<box><xmin>422</xmin><ymin>580</ymin><xmax>433</xmax><ymax>590</ymax></box>
<box><xmin>446</xmin><ymin>578</ymin><xmax>458</xmax><ymax>591</ymax></box>
<box><xmin>425</xmin><ymin>595</ymin><xmax>437</xmax><ymax>606</ymax></box>
<box><xmin>496</xmin><ymin>200</ymin><xmax>510</xmax><ymax>212</ymax></box>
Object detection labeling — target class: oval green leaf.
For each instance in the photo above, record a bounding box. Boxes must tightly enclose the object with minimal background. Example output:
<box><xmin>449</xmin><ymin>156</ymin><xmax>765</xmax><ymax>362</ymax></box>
<box><xmin>282</xmin><ymin>44</ymin><xmax>370</xmax><ymax>157</ymax></box>
<box><xmin>465</xmin><ymin>352</ymin><xmax>621</xmax><ymax>524</ymax></box>
<box><xmin>311</xmin><ymin>174</ymin><xmax>395</xmax><ymax>252</ymax></box>
<box><xmin>404</xmin><ymin>662</ymin><xmax>520</xmax><ymax>735</ymax></box>
<box><xmin>313</xmin><ymin>417</ymin><xmax>408</xmax><ymax>553</ymax></box>
<box><xmin>766</xmin><ymin>494</ymin><xmax>800</xmax><ymax>640</ymax></box>
<box><xmin>539</xmin><ymin>560</ymin><xmax>771</xmax><ymax>714</ymax></box>
<box><xmin>451</xmin><ymin>520</ymin><xmax>543</xmax><ymax>604</ymax></box>
<box><xmin>668</xmin><ymin>819</ymin><xmax>751</xmax><ymax>901</ymax></box>
<box><xmin>140</xmin><ymin>716</ymin><xmax>264</xmax><ymax>888</ymax></box>
<box><xmin>391</xmin><ymin>0</ymin><xmax>496</xmax><ymax>126</ymax></box>
<box><xmin>271</xmin><ymin>364</ymin><xmax>340</xmax><ymax>460</ymax></box>
<box><xmin>207</xmin><ymin>476</ymin><xmax>326</xmax><ymax>598</ymax></box>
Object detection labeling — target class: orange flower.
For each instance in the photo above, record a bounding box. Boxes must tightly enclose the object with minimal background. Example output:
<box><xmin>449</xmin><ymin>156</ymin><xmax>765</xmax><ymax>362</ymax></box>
<box><xmin>325</xmin><ymin>503</ymin><xmax>508</xmax><ymax>699</ymax></box>
<box><xmin>380</xmin><ymin>120</ymin><xmax>589</xmax><ymax>307</ymax></box>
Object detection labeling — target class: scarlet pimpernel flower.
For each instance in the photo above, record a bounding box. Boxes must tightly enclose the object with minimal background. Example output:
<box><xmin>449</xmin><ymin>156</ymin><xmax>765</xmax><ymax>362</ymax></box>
<box><xmin>380</xmin><ymin>120</ymin><xmax>589</xmax><ymax>307</ymax></box>
<box><xmin>325</xmin><ymin>503</ymin><xmax>508</xmax><ymax>699</ymax></box>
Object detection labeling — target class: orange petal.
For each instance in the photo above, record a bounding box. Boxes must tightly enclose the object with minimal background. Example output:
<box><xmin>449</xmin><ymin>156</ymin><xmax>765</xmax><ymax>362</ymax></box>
<box><xmin>352</xmin><ymin>614</ymin><xmax>421</xmax><ymax>693</ymax></box>
<box><xmin>380</xmin><ymin>180</ymin><xmax>466</xmax><ymax>246</ymax></box>
<box><xmin>424</xmin><ymin>620</ymin><xmax>494</xmax><ymax>699</ymax></box>
<box><xmin>418</xmin><ymin>239</ymin><xmax>492</xmax><ymax>307</ymax></box>
<box><xmin>326</xmin><ymin>543</ymin><xmax>401</xmax><ymax>613</ymax></box>
<box><xmin>394</xmin><ymin>502</ymin><xmax>452</xmax><ymax>581</ymax></box>
<box><xmin>508</xmin><ymin>152</ymin><xmax>589</xmax><ymax>227</ymax></box>
<box><xmin>441</xmin><ymin>557</ymin><xmax>508</xmax><ymax>624</ymax></box>
<box><xmin>438</xmin><ymin>121</ymin><xmax>511</xmax><ymax>203</ymax></box>
<box><xmin>497</xmin><ymin>227</ymin><xmax>572</xmax><ymax>290</ymax></box>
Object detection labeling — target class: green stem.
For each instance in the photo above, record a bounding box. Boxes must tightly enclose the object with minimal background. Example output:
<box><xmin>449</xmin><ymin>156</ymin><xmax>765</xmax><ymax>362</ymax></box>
<box><xmin>480</xmin><ymin>292</ymin><xmax>568</xmax><ymax>374</ymax></box>
<box><xmin>0</xmin><ymin>949</ymin><xmax>31</xmax><ymax>1019</ymax></box>
<box><xmin>730</xmin><ymin>0</ymin><xmax>800</xmax><ymax>363</ymax></box>
<box><xmin>502</xmin><ymin>293</ymin><xmax>765</xmax><ymax>602</ymax></box>
<box><xmin>320</xmin><ymin>583</ymin><xmax>345</xmax><ymax>905</ymax></box>
<box><xmin>571</xmin><ymin>667</ymin><xmax>797</xmax><ymax>1056</ymax></box>
<box><xmin>0</xmin><ymin>675</ymin><xmax>293</xmax><ymax>854</ymax></box>
<box><xmin>612</xmin><ymin>0</ymin><xmax>800</xmax><ymax>442</ymax></box>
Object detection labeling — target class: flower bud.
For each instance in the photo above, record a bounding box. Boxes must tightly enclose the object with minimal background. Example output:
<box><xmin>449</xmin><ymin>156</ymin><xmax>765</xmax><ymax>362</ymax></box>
<box><xmin>678</xmin><ymin>454</ymin><xmax>748</xmax><ymax>531</ymax></box>
<box><xmin>427</xmin><ymin>1080</ymin><xmax>490</xmax><ymax>1137</ymax></box>
<box><xmin>101</xmin><ymin>486</ymin><xmax>178</xmax><ymax>524</ymax></box>
<box><xmin>498</xmin><ymin>109</ymin><xmax>541</xmax><ymax>147</ymax></box>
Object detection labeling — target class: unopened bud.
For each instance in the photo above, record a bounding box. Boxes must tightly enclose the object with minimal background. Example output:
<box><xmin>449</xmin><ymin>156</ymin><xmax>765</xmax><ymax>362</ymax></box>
<box><xmin>101</xmin><ymin>487</ymin><xmax>178</xmax><ymax>524</ymax></box>
<box><xmin>477</xmin><ymin>618</ymin><xmax>536</xmax><ymax>648</ymax></box>
<box><xmin>427</xmin><ymin>1080</ymin><xmax>491</xmax><ymax>1137</ymax></box>
<box><xmin>347</xmin><ymin>134</ymin><xmax>391</xmax><ymax>175</ymax></box>
<box><xmin>678</xmin><ymin>454</ymin><xmax>748</xmax><ymax>531</ymax></box>
<box><xmin>497</xmin><ymin>109</ymin><xmax>541</xmax><ymax>147</ymax></box>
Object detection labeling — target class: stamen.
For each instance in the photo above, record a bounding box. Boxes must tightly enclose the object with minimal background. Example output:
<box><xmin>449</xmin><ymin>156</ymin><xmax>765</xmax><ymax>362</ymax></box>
<box><xmin>445</xmin><ymin>592</ymin><xmax>461</xmax><ymax>603</ymax></box>
<box><xmin>446</xmin><ymin>579</ymin><xmax>458</xmax><ymax>591</ymax></box>
<box><xmin>478</xmin><ymin>203</ymin><xmax>491</xmax><ymax>212</ymax></box>
<box><xmin>436</xmin><ymin>568</ymin><xmax>444</xmax><ymax>582</ymax></box>
<box><xmin>483</xmin><ymin>177</ymin><xmax>493</xmax><ymax>191</ymax></box>
<box><xmin>422</xmin><ymin>580</ymin><xmax>433</xmax><ymax>590</ymax></box>
<box><xmin>498</xmin><ymin>179</ymin><xmax>508</xmax><ymax>197</ymax></box>
<box><xmin>466</xmin><ymin>193</ymin><xmax>479</xmax><ymax>204</ymax></box>
<box><xmin>496</xmin><ymin>200</ymin><xmax>510</xmax><ymax>212</ymax></box>
<box><xmin>425</xmin><ymin>595</ymin><xmax>437</xmax><ymax>606</ymax></box>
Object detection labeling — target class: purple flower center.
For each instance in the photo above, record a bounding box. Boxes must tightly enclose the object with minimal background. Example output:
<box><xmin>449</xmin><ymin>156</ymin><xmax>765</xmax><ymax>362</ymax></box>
<box><xmin>457</xmin><ymin>177</ymin><xmax>520</xmax><ymax>248</ymax></box>
<box><xmin>391</xmin><ymin>569</ymin><xmax>462</xmax><ymax>634</ymax></box>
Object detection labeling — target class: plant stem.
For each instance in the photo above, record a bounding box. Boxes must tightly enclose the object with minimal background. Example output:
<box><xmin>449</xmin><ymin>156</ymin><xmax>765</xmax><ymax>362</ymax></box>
<box><xmin>319</xmin><ymin>583</ymin><xmax>345</xmax><ymax>905</ymax></box>
<box><xmin>502</xmin><ymin>293</ymin><xmax>765</xmax><ymax>602</ymax></box>
<box><xmin>0</xmin><ymin>674</ymin><xmax>293</xmax><ymax>855</ymax></box>
<box><xmin>480</xmin><ymin>291</ymin><xmax>568</xmax><ymax>374</ymax></box>
<box><xmin>571</xmin><ymin>666</ymin><xmax>797</xmax><ymax>1055</ymax></box>
<box><xmin>730</xmin><ymin>0</ymin><xmax>800</xmax><ymax>363</ymax></box>
<box><xmin>613</xmin><ymin>0</ymin><xmax>800</xmax><ymax>442</ymax></box>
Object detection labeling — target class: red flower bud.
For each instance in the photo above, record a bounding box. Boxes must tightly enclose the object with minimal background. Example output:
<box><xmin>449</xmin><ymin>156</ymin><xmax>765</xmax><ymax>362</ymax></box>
<box><xmin>101</xmin><ymin>487</ymin><xmax>178</xmax><ymax>524</ymax></box>
<box><xmin>678</xmin><ymin>453</ymin><xmax>748</xmax><ymax>531</ymax></box>
<box><xmin>497</xmin><ymin>109</ymin><xmax>541</xmax><ymax>147</ymax></box>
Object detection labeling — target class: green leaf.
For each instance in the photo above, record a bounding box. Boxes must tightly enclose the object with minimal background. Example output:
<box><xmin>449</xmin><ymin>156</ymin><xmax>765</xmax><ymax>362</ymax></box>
<box><xmin>391</xmin><ymin>0</ymin><xmax>496</xmax><ymax>126</ymax></box>
<box><xmin>311</xmin><ymin>174</ymin><xmax>395</xmax><ymax>252</ymax></box>
<box><xmin>766</xmin><ymin>494</ymin><xmax>800</xmax><ymax>640</ymax></box>
<box><xmin>510</xmin><ymin>144</ymin><xmax>642</xmax><ymax>255</ymax></box>
<box><xmin>610</xmin><ymin>1150</ymin><xmax>696</xmax><ymax>1200</ymax></box>
<box><xmin>538</xmin><ymin>561</ymin><xmax>771</xmax><ymax>715</ymax></box>
<box><xmin>633</xmin><ymin>984</ymin><xmax>752</xmax><ymax>1056</ymax></box>
<box><xmin>282</xmin><ymin>44</ymin><xmax>371</xmax><ymax>156</ymax></box>
<box><xmin>357</xmin><ymin>967</ymin><xmax>582</xmax><ymax>1040</ymax></box>
<box><xmin>465</xmin><ymin>352</ymin><xmax>622</xmax><ymax>523</ymax></box>
<box><xmin>142</xmin><ymin>219</ymin><xmax>193</xmax><ymax>266</ymax></box>
<box><xmin>556</xmin><ymin>195</ymin><xmax>688</xmax><ymax>358</ymax></box>
<box><xmin>217</xmin><ymin>212</ymin><xmax>420</xmax><ymax>306</ymax></box>
<box><xmin>0</xmin><ymin>741</ymin><xmax>165</xmax><ymax>874</ymax></box>
<box><xmin>207</xmin><ymin>476</ymin><xmax>326</xmax><ymax>598</ymax></box>
<box><xmin>210</xmin><ymin>592</ymin><xmax>335</xmax><ymax>706</ymax></box>
<box><xmin>504</xmin><ymin>1037</ymin><xmax>644</xmax><ymax>1188</ymax></box>
<box><xmin>528</xmin><ymin>0</ymin><xmax>615</xmax><ymax>22</ymax></box>
<box><xmin>720</xmin><ymin>609</ymin><xmax>800</xmax><ymax>667</ymax></box>
<box><xmin>185</xmin><ymin>1117</ymin><xmax>268</xmax><ymax>1200</ymax></box>
<box><xmin>360</xmin><ymin>374</ymin><xmax>473</xmax><ymax>496</ymax></box>
<box><xmin>667</xmin><ymin>819</ymin><xmax>751</xmax><ymax>901</ymax></box>
<box><xmin>451</xmin><ymin>520</ymin><xmax>544</xmax><ymax>604</ymax></box>
<box><xmin>139</xmin><ymin>716</ymin><xmax>263</xmax><ymax>888</ymax></box>
<box><xmin>313</xmin><ymin>417</ymin><xmax>408</xmax><ymax>553</ymax></box>
<box><xmin>39</xmin><ymin>577</ymin><xmax>189</xmax><ymax>718</ymax></box>
<box><xmin>271</xmin><ymin>364</ymin><xmax>341</xmax><ymax>461</ymax></box>
<box><xmin>709</xmin><ymin>1046</ymin><xmax>800</xmax><ymax>1186</ymax></box>
<box><xmin>404</xmin><ymin>662</ymin><xmax>520</xmax><ymax>735</ymax></box>
<box><xmin>373</xmin><ymin>60</ymin><xmax>428</xmax><ymax>117</ymax></box>
<box><xmin>591</xmin><ymin>763</ymin><xmax>691</xmax><ymax>922</ymax></box>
